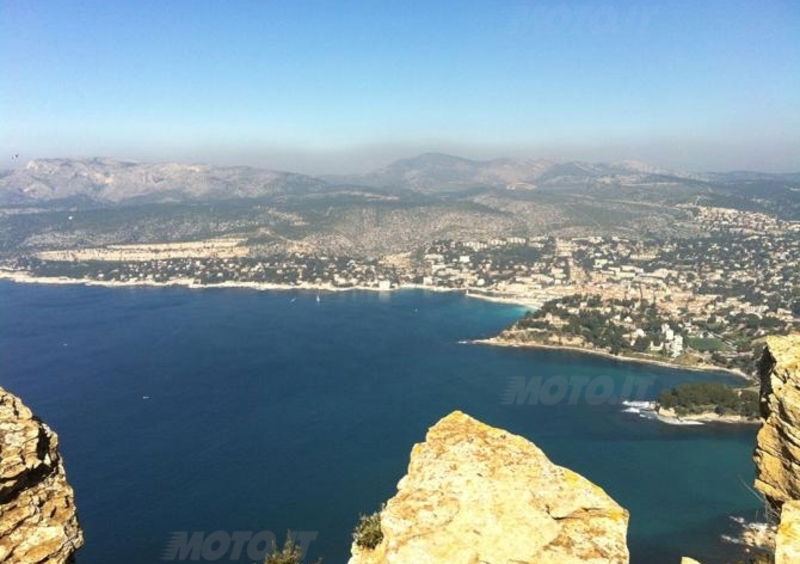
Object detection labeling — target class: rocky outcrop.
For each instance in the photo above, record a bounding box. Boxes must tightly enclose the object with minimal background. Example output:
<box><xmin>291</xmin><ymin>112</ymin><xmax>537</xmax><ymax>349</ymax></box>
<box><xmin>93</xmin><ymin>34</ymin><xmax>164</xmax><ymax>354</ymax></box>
<box><xmin>754</xmin><ymin>334</ymin><xmax>800</xmax><ymax>516</ymax></box>
<box><xmin>775</xmin><ymin>499</ymin><xmax>800</xmax><ymax>564</ymax></box>
<box><xmin>0</xmin><ymin>387</ymin><xmax>83</xmax><ymax>563</ymax></box>
<box><xmin>349</xmin><ymin>410</ymin><xmax>629</xmax><ymax>564</ymax></box>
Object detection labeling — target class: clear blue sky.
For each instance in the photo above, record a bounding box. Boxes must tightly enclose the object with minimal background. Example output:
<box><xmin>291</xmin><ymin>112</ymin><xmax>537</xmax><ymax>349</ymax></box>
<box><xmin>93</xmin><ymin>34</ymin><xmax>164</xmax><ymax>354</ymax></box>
<box><xmin>2</xmin><ymin>0</ymin><xmax>798</xmax><ymax>172</ymax></box>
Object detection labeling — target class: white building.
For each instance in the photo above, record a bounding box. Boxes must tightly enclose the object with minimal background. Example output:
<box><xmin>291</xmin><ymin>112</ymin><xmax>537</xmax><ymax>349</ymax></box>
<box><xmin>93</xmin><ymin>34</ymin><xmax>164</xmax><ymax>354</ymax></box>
<box><xmin>670</xmin><ymin>334</ymin><xmax>684</xmax><ymax>357</ymax></box>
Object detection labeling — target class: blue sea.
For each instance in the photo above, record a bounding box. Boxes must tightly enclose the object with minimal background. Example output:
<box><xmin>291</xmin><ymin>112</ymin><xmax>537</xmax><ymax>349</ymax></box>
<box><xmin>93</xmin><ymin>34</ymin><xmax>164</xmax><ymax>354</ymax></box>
<box><xmin>0</xmin><ymin>282</ymin><xmax>761</xmax><ymax>563</ymax></box>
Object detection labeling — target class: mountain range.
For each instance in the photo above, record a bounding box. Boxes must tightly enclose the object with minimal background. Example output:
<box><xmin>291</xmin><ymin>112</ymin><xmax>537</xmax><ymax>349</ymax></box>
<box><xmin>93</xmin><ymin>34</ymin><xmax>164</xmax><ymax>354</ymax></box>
<box><xmin>1</xmin><ymin>153</ymin><xmax>798</xmax><ymax>256</ymax></box>
<box><xmin>3</xmin><ymin>152</ymin><xmax>799</xmax><ymax>206</ymax></box>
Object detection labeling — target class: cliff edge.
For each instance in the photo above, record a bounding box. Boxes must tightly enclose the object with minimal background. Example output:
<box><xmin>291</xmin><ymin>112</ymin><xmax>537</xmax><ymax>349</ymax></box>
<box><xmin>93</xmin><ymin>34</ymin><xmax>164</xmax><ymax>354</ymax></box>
<box><xmin>0</xmin><ymin>387</ymin><xmax>83</xmax><ymax>564</ymax></box>
<box><xmin>754</xmin><ymin>334</ymin><xmax>800</xmax><ymax>515</ymax></box>
<box><xmin>349</xmin><ymin>410</ymin><xmax>629</xmax><ymax>564</ymax></box>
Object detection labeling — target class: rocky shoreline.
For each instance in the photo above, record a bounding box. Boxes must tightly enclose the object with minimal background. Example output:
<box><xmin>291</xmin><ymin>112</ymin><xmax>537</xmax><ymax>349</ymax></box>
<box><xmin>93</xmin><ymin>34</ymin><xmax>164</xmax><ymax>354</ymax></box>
<box><xmin>621</xmin><ymin>401</ymin><xmax>760</xmax><ymax>426</ymax></box>
<box><xmin>473</xmin><ymin>335</ymin><xmax>751</xmax><ymax>380</ymax></box>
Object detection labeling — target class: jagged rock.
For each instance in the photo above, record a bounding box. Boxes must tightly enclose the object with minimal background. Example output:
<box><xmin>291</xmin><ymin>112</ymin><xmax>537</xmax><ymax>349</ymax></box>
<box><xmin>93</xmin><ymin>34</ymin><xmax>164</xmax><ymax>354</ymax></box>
<box><xmin>754</xmin><ymin>334</ymin><xmax>800</xmax><ymax>515</ymax></box>
<box><xmin>349</xmin><ymin>410</ymin><xmax>629</xmax><ymax>564</ymax></box>
<box><xmin>776</xmin><ymin>500</ymin><xmax>800</xmax><ymax>564</ymax></box>
<box><xmin>0</xmin><ymin>387</ymin><xmax>83</xmax><ymax>563</ymax></box>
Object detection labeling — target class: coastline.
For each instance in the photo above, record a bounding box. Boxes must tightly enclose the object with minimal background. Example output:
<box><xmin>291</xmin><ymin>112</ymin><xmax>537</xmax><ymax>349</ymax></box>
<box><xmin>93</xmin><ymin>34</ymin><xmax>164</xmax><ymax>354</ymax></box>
<box><xmin>0</xmin><ymin>269</ymin><xmax>536</xmax><ymax>307</ymax></box>
<box><xmin>656</xmin><ymin>411</ymin><xmax>760</xmax><ymax>426</ymax></box>
<box><xmin>472</xmin><ymin>335</ymin><xmax>751</xmax><ymax>380</ymax></box>
<box><xmin>0</xmin><ymin>269</ymin><xmax>433</xmax><ymax>294</ymax></box>
<box><xmin>463</xmin><ymin>290</ymin><xmax>542</xmax><ymax>309</ymax></box>
<box><xmin>621</xmin><ymin>401</ymin><xmax>760</xmax><ymax>426</ymax></box>
<box><xmin>0</xmin><ymin>269</ymin><xmax>753</xmax><ymax>382</ymax></box>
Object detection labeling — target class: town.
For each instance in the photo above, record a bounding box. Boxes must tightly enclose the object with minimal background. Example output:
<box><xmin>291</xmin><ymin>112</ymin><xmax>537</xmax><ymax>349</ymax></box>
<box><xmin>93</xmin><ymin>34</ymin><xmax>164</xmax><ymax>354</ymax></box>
<box><xmin>3</xmin><ymin>206</ymin><xmax>798</xmax><ymax>377</ymax></box>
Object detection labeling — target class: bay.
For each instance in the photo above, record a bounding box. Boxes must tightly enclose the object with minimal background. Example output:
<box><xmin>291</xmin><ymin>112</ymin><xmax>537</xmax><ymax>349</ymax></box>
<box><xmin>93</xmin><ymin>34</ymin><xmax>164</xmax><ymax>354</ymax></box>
<box><xmin>0</xmin><ymin>282</ymin><xmax>761</xmax><ymax>563</ymax></box>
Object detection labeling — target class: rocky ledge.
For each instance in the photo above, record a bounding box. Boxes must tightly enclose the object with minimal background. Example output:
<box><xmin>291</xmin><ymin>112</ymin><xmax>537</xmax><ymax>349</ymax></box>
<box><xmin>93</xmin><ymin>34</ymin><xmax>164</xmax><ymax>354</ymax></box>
<box><xmin>0</xmin><ymin>387</ymin><xmax>83</xmax><ymax>564</ymax></box>
<box><xmin>349</xmin><ymin>410</ymin><xmax>629</xmax><ymax>564</ymax></box>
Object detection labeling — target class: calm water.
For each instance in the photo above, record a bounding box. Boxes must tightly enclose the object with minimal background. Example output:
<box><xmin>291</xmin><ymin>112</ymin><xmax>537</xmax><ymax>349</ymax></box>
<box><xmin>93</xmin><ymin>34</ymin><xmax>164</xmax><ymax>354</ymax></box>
<box><xmin>0</xmin><ymin>282</ymin><xmax>761</xmax><ymax>563</ymax></box>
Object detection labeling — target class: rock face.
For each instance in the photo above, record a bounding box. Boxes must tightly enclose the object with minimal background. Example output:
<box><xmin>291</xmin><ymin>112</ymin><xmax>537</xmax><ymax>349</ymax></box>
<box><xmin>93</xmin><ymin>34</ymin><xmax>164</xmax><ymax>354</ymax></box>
<box><xmin>776</xmin><ymin>500</ymin><xmax>800</xmax><ymax>564</ymax></box>
<box><xmin>349</xmin><ymin>411</ymin><xmax>629</xmax><ymax>564</ymax></box>
<box><xmin>754</xmin><ymin>334</ymin><xmax>800</xmax><ymax>515</ymax></box>
<box><xmin>0</xmin><ymin>387</ymin><xmax>83</xmax><ymax>563</ymax></box>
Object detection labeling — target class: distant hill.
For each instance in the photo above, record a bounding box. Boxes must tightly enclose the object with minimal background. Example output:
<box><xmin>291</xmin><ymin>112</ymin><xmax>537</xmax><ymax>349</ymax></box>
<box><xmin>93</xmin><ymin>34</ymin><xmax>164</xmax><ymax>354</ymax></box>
<box><xmin>0</xmin><ymin>153</ymin><xmax>797</xmax><ymax>256</ymax></box>
<box><xmin>328</xmin><ymin>153</ymin><xmax>800</xmax><ymax>214</ymax></box>
<box><xmin>327</xmin><ymin>152</ymin><xmax>689</xmax><ymax>192</ymax></box>
<box><xmin>0</xmin><ymin>158</ymin><xmax>328</xmax><ymax>206</ymax></box>
<box><xmin>326</xmin><ymin>152</ymin><xmax>553</xmax><ymax>192</ymax></box>
<box><xmin>2</xmin><ymin>153</ymin><xmax>798</xmax><ymax>210</ymax></box>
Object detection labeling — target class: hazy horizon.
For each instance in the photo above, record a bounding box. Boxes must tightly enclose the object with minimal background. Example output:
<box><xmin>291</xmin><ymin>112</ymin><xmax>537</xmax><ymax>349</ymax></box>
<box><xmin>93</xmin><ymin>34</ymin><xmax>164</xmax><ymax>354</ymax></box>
<box><xmin>7</xmin><ymin>142</ymin><xmax>800</xmax><ymax>177</ymax></box>
<box><xmin>3</xmin><ymin>1</ymin><xmax>799</xmax><ymax>174</ymax></box>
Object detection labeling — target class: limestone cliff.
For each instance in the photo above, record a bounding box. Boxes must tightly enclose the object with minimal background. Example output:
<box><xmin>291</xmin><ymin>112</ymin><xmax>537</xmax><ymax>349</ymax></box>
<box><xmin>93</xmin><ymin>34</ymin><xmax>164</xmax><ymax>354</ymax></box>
<box><xmin>754</xmin><ymin>334</ymin><xmax>800</xmax><ymax>515</ymax></box>
<box><xmin>775</xmin><ymin>499</ymin><xmax>800</xmax><ymax>564</ymax></box>
<box><xmin>349</xmin><ymin>410</ymin><xmax>629</xmax><ymax>564</ymax></box>
<box><xmin>0</xmin><ymin>387</ymin><xmax>83</xmax><ymax>563</ymax></box>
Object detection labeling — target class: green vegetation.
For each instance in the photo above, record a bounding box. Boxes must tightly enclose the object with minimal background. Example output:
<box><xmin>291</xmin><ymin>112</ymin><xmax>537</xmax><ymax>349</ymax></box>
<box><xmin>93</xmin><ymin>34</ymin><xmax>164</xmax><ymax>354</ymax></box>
<box><xmin>263</xmin><ymin>536</ymin><xmax>322</xmax><ymax>564</ymax></box>
<box><xmin>519</xmin><ymin>295</ymin><xmax>666</xmax><ymax>357</ymax></box>
<box><xmin>352</xmin><ymin>508</ymin><xmax>384</xmax><ymax>549</ymax></box>
<box><xmin>686</xmin><ymin>336</ymin><xmax>727</xmax><ymax>352</ymax></box>
<box><xmin>658</xmin><ymin>382</ymin><xmax>759</xmax><ymax>418</ymax></box>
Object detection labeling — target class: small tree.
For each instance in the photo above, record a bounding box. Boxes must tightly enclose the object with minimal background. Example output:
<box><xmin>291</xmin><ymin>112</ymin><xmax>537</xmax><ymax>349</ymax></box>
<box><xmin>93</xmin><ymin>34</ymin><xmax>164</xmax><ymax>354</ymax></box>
<box><xmin>352</xmin><ymin>508</ymin><xmax>383</xmax><ymax>549</ymax></box>
<box><xmin>264</xmin><ymin>535</ymin><xmax>322</xmax><ymax>564</ymax></box>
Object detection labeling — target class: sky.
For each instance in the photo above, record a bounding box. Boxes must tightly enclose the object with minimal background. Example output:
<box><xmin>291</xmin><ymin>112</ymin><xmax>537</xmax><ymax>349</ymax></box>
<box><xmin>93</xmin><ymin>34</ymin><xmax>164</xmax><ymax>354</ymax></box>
<box><xmin>1</xmin><ymin>0</ymin><xmax>799</xmax><ymax>173</ymax></box>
